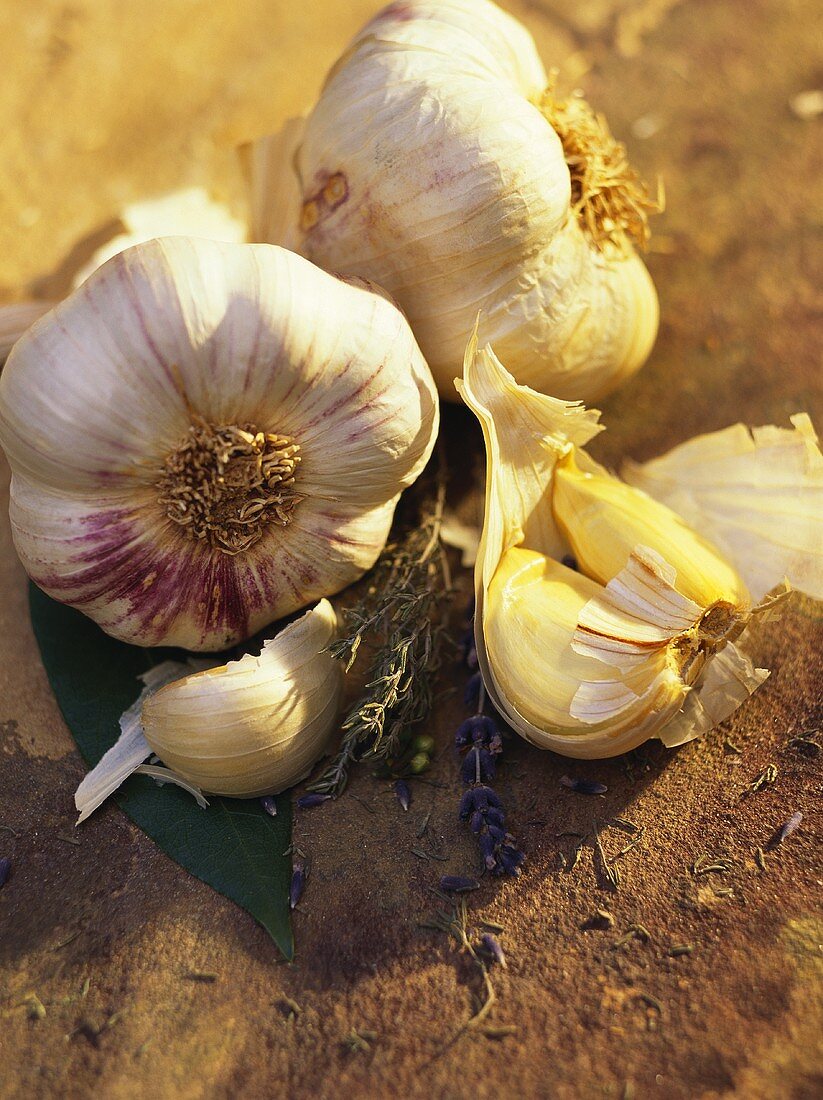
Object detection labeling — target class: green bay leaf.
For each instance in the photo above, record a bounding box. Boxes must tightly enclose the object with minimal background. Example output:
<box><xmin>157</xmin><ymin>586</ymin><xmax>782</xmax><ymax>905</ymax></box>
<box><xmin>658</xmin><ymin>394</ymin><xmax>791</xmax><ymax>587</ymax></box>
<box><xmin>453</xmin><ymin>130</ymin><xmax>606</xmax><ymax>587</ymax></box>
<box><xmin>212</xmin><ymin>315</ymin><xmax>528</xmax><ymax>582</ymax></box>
<box><xmin>28</xmin><ymin>583</ymin><xmax>294</xmax><ymax>959</ymax></box>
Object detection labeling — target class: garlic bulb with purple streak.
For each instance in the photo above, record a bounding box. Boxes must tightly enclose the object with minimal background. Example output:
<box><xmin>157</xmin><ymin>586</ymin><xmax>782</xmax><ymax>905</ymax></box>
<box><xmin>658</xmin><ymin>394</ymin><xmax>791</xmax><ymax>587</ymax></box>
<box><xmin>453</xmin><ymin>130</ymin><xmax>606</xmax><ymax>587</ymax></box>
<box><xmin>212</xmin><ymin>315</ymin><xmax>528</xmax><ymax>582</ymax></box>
<box><xmin>0</xmin><ymin>238</ymin><xmax>438</xmax><ymax>650</ymax></box>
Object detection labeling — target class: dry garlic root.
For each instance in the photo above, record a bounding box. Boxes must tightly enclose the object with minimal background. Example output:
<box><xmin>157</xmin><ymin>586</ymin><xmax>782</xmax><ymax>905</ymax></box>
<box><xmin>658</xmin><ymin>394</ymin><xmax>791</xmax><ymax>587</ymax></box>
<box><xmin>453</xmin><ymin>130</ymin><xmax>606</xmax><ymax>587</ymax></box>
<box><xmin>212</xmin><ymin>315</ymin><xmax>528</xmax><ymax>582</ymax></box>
<box><xmin>75</xmin><ymin>600</ymin><xmax>342</xmax><ymax>819</ymax></box>
<box><xmin>246</xmin><ymin>0</ymin><xmax>660</xmax><ymax>402</ymax></box>
<box><xmin>0</xmin><ymin>237</ymin><xmax>438</xmax><ymax>650</ymax></box>
<box><xmin>458</xmin><ymin>336</ymin><xmax>823</xmax><ymax>758</ymax></box>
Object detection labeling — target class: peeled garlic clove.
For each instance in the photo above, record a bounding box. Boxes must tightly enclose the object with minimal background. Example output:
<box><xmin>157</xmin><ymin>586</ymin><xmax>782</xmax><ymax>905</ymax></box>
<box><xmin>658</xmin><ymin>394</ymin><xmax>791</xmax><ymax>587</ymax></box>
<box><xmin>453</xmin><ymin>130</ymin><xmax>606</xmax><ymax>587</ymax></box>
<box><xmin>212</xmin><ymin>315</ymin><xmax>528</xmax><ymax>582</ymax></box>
<box><xmin>622</xmin><ymin>414</ymin><xmax>823</xmax><ymax>601</ymax></box>
<box><xmin>458</xmin><ymin>336</ymin><xmax>805</xmax><ymax>758</ymax></box>
<box><xmin>552</xmin><ymin>449</ymin><xmax>751</xmax><ymax>614</ymax></box>
<box><xmin>484</xmin><ymin>547</ymin><xmax>689</xmax><ymax>755</ymax></box>
<box><xmin>0</xmin><ymin>238</ymin><xmax>438</xmax><ymax>650</ymax></box>
<box><xmin>142</xmin><ymin>600</ymin><xmax>343</xmax><ymax>798</ymax></box>
<box><xmin>249</xmin><ymin>0</ymin><xmax>659</xmax><ymax>402</ymax></box>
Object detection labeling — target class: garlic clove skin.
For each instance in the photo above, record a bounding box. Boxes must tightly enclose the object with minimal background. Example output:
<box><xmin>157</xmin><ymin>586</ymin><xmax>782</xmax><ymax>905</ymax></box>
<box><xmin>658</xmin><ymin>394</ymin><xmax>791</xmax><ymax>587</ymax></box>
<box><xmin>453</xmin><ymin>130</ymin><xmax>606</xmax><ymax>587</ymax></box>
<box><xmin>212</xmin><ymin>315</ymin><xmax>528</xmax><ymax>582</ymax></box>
<box><xmin>622</xmin><ymin>414</ymin><xmax>823</xmax><ymax>601</ymax></box>
<box><xmin>0</xmin><ymin>238</ymin><xmax>438</xmax><ymax>650</ymax></box>
<box><xmin>141</xmin><ymin>599</ymin><xmax>343</xmax><ymax>798</ymax></box>
<box><xmin>458</xmin><ymin>336</ymin><xmax>817</xmax><ymax>759</ymax></box>
<box><xmin>249</xmin><ymin>0</ymin><xmax>659</xmax><ymax>402</ymax></box>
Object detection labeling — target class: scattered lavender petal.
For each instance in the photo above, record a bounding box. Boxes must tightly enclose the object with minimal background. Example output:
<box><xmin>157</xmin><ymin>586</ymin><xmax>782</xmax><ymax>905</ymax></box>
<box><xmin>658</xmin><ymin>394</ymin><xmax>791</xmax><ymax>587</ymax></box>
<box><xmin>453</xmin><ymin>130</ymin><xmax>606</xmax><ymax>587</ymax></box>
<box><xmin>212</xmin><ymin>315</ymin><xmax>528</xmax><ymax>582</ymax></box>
<box><xmin>290</xmin><ymin>859</ymin><xmax>306</xmax><ymax>909</ymax></box>
<box><xmin>768</xmin><ymin>811</ymin><xmax>803</xmax><ymax>849</ymax></box>
<box><xmin>561</xmin><ymin>775</ymin><xmax>608</xmax><ymax>795</ymax></box>
<box><xmin>439</xmin><ymin>875</ymin><xmax>480</xmax><ymax>893</ymax></box>
<box><xmin>296</xmin><ymin>792</ymin><xmax>331</xmax><ymax>810</ymax></box>
<box><xmin>466</xmin><ymin>646</ymin><xmax>479</xmax><ymax>671</ymax></box>
<box><xmin>561</xmin><ymin>555</ymin><xmax>578</xmax><ymax>571</ymax></box>
<box><xmin>259</xmin><ymin>796</ymin><xmax>278</xmax><ymax>817</ymax></box>
<box><xmin>394</xmin><ymin>779</ymin><xmax>411</xmax><ymax>812</ymax></box>
<box><xmin>464</xmin><ymin>673</ymin><xmax>482</xmax><ymax>708</ymax></box>
<box><xmin>480</xmin><ymin>932</ymin><xmax>507</xmax><ymax>967</ymax></box>
<box><xmin>0</xmin><ymin>857</ymin><xmax>10</xmax><ymax>888</ymax></box>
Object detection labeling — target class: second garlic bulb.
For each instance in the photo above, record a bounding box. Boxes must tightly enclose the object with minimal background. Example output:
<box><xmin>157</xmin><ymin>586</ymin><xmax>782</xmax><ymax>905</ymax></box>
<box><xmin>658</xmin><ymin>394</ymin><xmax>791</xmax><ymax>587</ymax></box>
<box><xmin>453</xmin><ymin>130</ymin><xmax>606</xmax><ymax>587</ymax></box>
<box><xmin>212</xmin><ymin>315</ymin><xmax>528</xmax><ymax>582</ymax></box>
<box><xmin>248</xmin><ymin>0</ymin><xmax>659</xmax><ymax>401</ymax></box>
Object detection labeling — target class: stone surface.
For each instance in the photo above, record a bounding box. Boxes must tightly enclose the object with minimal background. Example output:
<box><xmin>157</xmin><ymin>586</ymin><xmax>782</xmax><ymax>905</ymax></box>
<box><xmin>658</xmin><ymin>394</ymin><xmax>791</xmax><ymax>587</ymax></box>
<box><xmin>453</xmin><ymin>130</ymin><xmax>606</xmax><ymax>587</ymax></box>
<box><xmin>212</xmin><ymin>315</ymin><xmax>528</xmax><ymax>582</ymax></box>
<box><xmin>0</xmin><ymin>1</ymin><xmax>821</xmax><ymax>1098</ymax></box>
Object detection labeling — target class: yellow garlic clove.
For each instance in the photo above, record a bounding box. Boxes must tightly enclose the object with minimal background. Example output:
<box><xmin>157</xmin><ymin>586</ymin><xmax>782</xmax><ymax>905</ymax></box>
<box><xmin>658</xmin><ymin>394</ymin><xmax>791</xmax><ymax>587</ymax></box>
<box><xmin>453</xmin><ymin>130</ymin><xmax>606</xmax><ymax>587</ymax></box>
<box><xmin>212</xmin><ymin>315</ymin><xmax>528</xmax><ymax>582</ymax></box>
<box><xmin>141</xmin><ymin>600</ymin><xmax>343</xmax><ymax>797</ymax></box>
<box><xmin>484</xmin><ymin>547</ymin><xmax>688</xmax><ymax>755</ymax></box>
<box><xmin>458</xmin><ymin>334</ymin><xmax>823</xmax><ymax>758</ymax></box>
<box><xmin>247</xmin><ymin>0</ymin><xmax>659</xmax><ymax>403</ymax></box>
<box><xmin>552</xmin><ymin>449</ymin><xmax>751</xmax><ymax>615</ymax></box>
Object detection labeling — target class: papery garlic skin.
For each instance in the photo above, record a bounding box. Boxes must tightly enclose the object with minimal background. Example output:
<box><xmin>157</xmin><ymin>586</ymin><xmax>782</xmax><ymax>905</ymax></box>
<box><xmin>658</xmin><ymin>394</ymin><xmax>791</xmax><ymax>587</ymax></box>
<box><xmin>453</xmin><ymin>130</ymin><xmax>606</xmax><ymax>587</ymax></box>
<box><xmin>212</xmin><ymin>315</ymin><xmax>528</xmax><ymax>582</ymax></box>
<box><xmin>142</xmin><ymin>600</ymin><xmax>343</xmax><ymax>797</ymax></box>
<box><xmin>622</xmin><ymin>414</ymin><xmax>823</xmax><ymax>602</ymax></box>
<box><xmin>0</xmin><ymin>238</ymin><xmax>438</xmax><ymax>650</ymax></box>
<box><xmin>458</xmin><ymin>336</ymin><xmax>822</xmax><ymax>758</ymax></box>
<box><xmin>248</xmin><ymin>0</ymin><xmax>658</xmax><ymax>402</ymax></box>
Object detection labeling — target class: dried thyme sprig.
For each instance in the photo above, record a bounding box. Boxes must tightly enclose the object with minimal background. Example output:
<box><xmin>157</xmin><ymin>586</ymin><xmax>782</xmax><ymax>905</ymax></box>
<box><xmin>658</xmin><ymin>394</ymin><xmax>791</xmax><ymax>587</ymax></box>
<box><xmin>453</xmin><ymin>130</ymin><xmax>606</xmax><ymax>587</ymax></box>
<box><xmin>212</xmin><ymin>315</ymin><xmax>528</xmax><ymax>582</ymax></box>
<box><xmin>307</xmin><ymin>465</ymin><xmax>453</xmax><ymax>797</ymax></box>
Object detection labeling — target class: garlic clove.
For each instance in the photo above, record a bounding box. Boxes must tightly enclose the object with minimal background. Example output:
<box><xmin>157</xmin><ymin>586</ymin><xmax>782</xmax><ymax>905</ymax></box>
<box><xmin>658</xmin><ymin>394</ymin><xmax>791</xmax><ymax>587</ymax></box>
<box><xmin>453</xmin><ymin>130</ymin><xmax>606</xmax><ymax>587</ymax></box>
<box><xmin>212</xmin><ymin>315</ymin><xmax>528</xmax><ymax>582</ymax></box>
<box><xmin>0</xmin><ymin>238</ymin><xmax>438</xmax><ymax>650</ymax></box>
<box><xmin>622</xmin><ymin>414</ymin><xmax>823</xmax><ymax>601</ymax></box>
<box><xmin>484</xmin><ymin>547</ymin><xmax>688</xmax><ymax>756</ymax></box>
<box><xmin>249</xmin><ymin>0</ymin><xmax>659</xmax><ymax>402</ymax></box>
<box><xmin>459</xmin><ymin>334</ymin><xmax>816</xmax><ymax>758</ymax></box>
<box><xmin>141</xmin><ymin>599</ymin><xmax>343</xmax><ymax>798</ymax></box>
<box><xmin>552</xmin><ymin>449</ymin><xmax>751</xmax><ymax>613</ymax></box>
<box><xmin>240</xmin><ymin>117</ymin><xmax>306</xmax><ymax>254</ymax></box>
<box><xmin>70</xmin><ymin>187</ymin><xmax>246</xmax><ymax>289</ymax></box>
<box><xmin>0</xmin><ymin>301</ymin><xmax>57</xmax><ymax>365</ymax></box>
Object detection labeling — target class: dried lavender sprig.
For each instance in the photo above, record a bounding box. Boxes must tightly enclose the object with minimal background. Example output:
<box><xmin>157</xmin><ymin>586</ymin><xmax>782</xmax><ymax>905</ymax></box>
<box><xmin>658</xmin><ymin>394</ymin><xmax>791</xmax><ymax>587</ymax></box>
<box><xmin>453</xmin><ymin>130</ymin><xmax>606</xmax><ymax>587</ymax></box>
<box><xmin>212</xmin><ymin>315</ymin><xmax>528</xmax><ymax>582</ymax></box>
<box><xmin>308</xmin><ymin>464</ymin><xmax>453</xmax><ymax>796</ymax></box>
<box><xmin>260</xmin><ymin>796</ymin><xmax>278</xmax><ymax>817</ymax></box>
<box><xmin>453</xmin><ymin>613</ymin><xmax>524</xmax><ymax>877</ymax></box>
<box><xmin>0</xmin><ymin>857</ymin><xmax>10</xmax><ymax>888</ymax></box>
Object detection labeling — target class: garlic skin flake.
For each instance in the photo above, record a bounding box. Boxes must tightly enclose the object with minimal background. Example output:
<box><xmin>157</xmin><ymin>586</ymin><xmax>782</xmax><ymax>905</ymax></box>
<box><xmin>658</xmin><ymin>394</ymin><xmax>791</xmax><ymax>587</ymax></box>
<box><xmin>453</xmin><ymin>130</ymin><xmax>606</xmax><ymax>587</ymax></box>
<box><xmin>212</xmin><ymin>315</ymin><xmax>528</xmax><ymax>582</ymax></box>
<box><xmin>248</xmin><ymin>0</ymin><xmax>659</xmax><ymax>402</ymax></box>
<box><xmin>0</xmin><ymin>238</ymin><xmax>438</xmax><ymax>650</ymax></box>
<box><xmin>142</xmin><ymin>600</ymin><xmax>343</xmax><ymax>798</ymax></box>
<box><xmin>459</xmin><ymin>338</ymin><xmax>822</xmax><ymax>758</ymax></box>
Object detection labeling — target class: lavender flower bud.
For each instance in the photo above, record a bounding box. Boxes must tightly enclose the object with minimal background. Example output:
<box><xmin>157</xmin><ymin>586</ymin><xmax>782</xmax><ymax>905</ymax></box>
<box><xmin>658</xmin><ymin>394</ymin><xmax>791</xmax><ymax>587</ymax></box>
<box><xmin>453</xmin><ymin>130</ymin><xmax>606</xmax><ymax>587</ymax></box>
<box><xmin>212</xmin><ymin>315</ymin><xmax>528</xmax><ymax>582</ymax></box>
<box><xmin>464</xmin><ymin>672</ymin><xmax>482</xmax><ymax>708</ymax></box>
<box><xmin>479</xmin><ymin>834</ymin><xmax>497</xmax><ymax>869</ymax></box>
<box><xmin>459</xmin><ymin>788</ymin><xmax>477</xmax><ymax>820</ymax></box>
<box><xmin>497</xmin><ymin>842</ymin><xmax>525</xmax><ymax>876</ymax></box>
<box><xmin>439</xmin><ymin>875</ymin><xmax>480</xmax><ymax>893</ymax></box>
<box><xmin>290</xmin><ymin>859</ymin><xmax>306</xmax><ymax>909</ymax></box>
<box><xmin>296</xmin><ymin>792</ymin><xmax>332</xmax><ymax>809</ymax></box>
<box><xmin>394</xmin><ymin>779</ymin><xmax>411</xmax><ymax>812</ymax></box>
<box><xmin>0</xmin><ymin>857</ymin><xmax>10</xmax><ymax>888</ymax></box>
<box><xmin>480</xmin><ymin>933</ymin><xmax>506</xmax><ymax>968</ymax></box>
<box><xmin>260</xmin><ymin>795</ymin><xmax>278</xmax><ymax>816</ymax></box>
<box><xmin>768</xmin><ymin>811</ymin><xmax>803</xmax><ymax>849</ymax></box>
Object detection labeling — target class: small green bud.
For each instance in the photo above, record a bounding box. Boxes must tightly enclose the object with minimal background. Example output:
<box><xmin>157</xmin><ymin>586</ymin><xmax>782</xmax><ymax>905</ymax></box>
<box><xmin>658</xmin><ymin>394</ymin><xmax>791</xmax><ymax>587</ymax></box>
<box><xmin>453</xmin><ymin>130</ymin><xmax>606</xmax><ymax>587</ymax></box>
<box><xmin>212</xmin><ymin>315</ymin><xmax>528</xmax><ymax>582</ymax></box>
<box><xmin>409</xmin><ymin>752</ymin><xmax>430</xmax><ymax>774</ymax></box>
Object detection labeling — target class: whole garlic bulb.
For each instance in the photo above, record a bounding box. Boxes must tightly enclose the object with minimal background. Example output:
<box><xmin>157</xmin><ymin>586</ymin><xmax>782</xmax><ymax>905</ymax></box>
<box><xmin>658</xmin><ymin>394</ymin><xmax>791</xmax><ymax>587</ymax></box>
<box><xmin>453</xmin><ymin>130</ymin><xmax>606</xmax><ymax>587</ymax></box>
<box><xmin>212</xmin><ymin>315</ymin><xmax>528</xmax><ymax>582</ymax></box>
<box><xmin>247</xmin><ymin>0</ymin><xmax>659</xmax><ymax>401</ymax></box>
<box><xmin>0</xmin><ymin>238</ymin><xmax>438</xmax><ymax>650</ymax></box>
<box><xmin>458</xmin><ymin>335</ymin><xmax>823</xmax><ymax>758</ymax></box>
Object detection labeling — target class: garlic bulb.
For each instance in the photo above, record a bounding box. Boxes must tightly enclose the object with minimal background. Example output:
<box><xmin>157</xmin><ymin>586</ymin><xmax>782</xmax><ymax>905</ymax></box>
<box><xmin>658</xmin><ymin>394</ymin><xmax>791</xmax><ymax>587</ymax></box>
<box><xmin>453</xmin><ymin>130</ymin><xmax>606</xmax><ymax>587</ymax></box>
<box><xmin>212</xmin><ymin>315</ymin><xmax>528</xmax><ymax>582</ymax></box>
<box><xmin>0</xmin><ymin>237</ymin><xmax>438</xmax><ymax>650</ymax></box>
<box><xmin>247</xmin><ymin>0</ymin><xmax>659</xmax><ymax>402</ymax></box>
<box><xmin>75</xmin><ymin>600</ymin><xmax>342</xmax><ymax>818</ymax></box>
<box><xmin>458</xmin><ymin>335</ymin><xmax>823</xmax><ymax>758</ymax></box>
